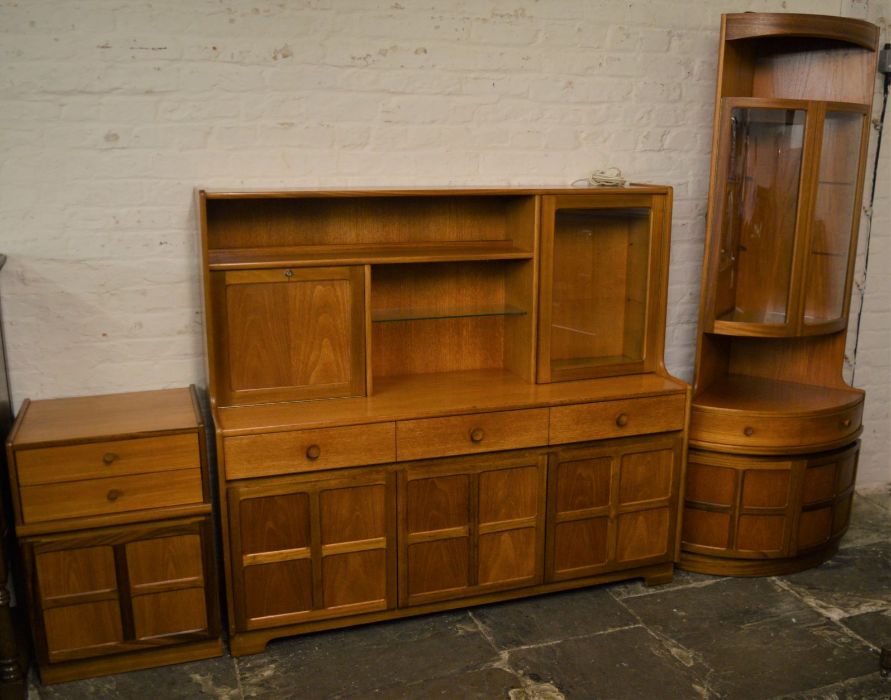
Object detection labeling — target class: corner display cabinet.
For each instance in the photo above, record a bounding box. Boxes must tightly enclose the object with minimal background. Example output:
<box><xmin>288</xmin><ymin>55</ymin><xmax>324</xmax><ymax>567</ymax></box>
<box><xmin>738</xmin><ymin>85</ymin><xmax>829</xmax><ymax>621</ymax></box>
<box><xmin>198</xmin><ymin>186</ymin><xmax>690</xmax><ymax>655</ymax></box>
<box><xmin>681</xmin><ymin>13</ymin><xmax>881</xmax><ymax>576</ymax></box>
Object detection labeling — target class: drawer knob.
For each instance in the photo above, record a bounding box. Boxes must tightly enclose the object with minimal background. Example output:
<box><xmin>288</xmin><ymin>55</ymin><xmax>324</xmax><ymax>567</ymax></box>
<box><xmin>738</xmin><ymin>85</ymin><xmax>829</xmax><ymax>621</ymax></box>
<box><xmin>615</xmin><ymin>413</ymin><xmax>629</xmax><ymax>428</ymax></box>
<box><xmin>469</xmin><ymin>428</ymin><xmax>485</xmax><ymax>444</ymax></box>
<box><xmin>840</xmin><ymin>418</ymin><xmax>852</xmax><ymax>429</ymax></box>
<box><xmin>102</xmin><ymin>452</ymin><xmax>119</xmax><ymax>465</ymax></box>
<box><xmin>106</xmin><ymin>489</ymin><xmax>123</xmax><ymax>502</ymax></box>
<box><xmin>743</xmin><ymin>426</ymin><xmax>755</xmax><ymax>436</ymax></box>
<box><xmin>306</xmin><ymin>444</ymin><xmax>321</xmax><ymax>461</ymax></box>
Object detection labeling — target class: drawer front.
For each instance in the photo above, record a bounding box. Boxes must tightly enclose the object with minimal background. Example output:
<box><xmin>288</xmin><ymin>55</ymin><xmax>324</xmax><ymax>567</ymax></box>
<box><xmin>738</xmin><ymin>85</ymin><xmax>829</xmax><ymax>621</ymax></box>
<box><xmin>690</xmin><ymin>402</ymin><xmax>862</xmax><ymax>450</ymax></box>
<box><xmin>549</xmin><ymin>394</ymin><xmax>686</xmax><ymax>445</ymax></box>
<box><xmin>397</xmin><ymin>409</ymin><xmax>549</xmax><ymax>461</ymax></box>
<box><xmin>20</xmin><ymin>469</ymin><xmax>203</xmax><ymax>523</ymax></box>
<box><xmin>16</xmin><ymin>434</ymin><xmax>200</xmax><ymax>486</ymax></box>
<box><xmin>223</xmin><ymin>423</ymin><xmax>395</xmax><ymax>479</ymax></box>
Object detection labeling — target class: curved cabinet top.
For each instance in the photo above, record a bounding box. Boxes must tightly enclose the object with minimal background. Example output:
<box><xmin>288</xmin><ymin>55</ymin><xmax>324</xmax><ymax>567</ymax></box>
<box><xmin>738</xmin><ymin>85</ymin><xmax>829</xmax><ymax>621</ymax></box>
<box><xmin>724</xmin><ymin>13</ymin><xmax>879</xmax><ymax>51</ymax></box>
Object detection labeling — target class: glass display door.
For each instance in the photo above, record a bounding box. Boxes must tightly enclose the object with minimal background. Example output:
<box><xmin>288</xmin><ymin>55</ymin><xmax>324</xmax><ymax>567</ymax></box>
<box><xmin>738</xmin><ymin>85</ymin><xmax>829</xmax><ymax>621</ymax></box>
<box><xmin>710</xmin><ymin>100</ymin><xmax>808</xmax><ymax>334</ymax></box>
<box><xmin>538</xmin><ymin>194</ymin><xmax>664</xmax><ymax>382</ymax></box>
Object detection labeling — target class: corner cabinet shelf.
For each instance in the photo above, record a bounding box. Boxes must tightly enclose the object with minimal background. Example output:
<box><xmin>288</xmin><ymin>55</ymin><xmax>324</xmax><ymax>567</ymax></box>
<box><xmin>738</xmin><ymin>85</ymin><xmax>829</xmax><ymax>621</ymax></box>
<box><xmin>681</xmin><ymin>13</ymin><xmax>880</xmax><ymax>576</ymax></box>
<box><xmin>198</xmin><ymin>186</ymin><xmax>689</xmax><ymax>656</ymax></box>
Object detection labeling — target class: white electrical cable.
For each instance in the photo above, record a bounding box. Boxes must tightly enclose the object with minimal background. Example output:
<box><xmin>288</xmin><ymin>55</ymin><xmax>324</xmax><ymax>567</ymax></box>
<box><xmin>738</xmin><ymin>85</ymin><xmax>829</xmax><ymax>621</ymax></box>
<box><xmin>571</xmin><ymin>167</ymin><xmax>627</xmax><ymax>188</ymax></box>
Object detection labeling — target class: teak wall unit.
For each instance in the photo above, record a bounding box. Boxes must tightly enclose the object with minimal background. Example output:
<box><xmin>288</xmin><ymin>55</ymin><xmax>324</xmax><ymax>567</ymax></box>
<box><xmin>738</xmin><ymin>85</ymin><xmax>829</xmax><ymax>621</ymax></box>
<box><xmin>198</xmin><ymin>187</ymin><xmax>690</xmax><ymax>656</ymax></box>
<box><xmin>5</xmin><ymin>388</ymin><xmax>222</xmax><ymax>683</ymax></box>
<box><xmin>681</xmin><ymin>14</ymin><xmax>880</xmax><ymax>576</ymax></box>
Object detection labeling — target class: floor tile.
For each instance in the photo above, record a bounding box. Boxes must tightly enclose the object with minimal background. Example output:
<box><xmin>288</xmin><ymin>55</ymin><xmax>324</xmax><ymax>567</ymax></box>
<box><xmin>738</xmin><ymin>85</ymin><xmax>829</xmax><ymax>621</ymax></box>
<box><xmin>607</xmin><ymin>566</ymin><xmax>725</xmax><ymax>600</ymax></box>
<box><xmin>506</xmin><ymin>625</ymin><xmax>708</xmax><ymax>700</ymax></box>
<box><xmin>839</xmin><ymin>494</ymin><xmax>891</xmax><ymax>549</ymax></box>
<box><xmin>622</xmin><ymin>577</ymin><xmax>878</xmax><ymax>699</ymax></box>
<box><xmin>366</xmin><ymin>667</ymin><xmax>521</xmax><ymax>699</ymax></box>
<box><xmin>235</xmin><ymin>611</ymin><xmax>499</xmax><ymax>699</ymax></box>
<box><xmin>840</xmin><ymin>609</ymin><xmax>891</xmax><ymax>649</ymax></box>
<box><xmin>781</xmin><ymin>541</ymin><xmax>891</xmax><ymax>618</ymax></box>
<box><xmin>772</xmin><ymin>671</ymin><xmax>891</xmax><ymax>699</ymax></box>
<box><xmin>28</xmin><ymin>655</ymin><xmax>240</xmax><ymax>700</ymax></box>
<box><xmin>470</xmin><ymin>587</ymin><xmax>636</xmax><ymax>650</ymax></box>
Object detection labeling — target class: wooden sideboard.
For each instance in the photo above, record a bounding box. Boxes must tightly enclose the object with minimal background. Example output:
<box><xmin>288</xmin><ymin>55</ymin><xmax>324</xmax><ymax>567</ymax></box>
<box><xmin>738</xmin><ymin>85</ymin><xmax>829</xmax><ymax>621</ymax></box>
<box><xmin>6</xmin><ymin>388</ymin><xmax>222</xmax><ymax>683</ymax></box>
<box><xmin>198</xmin><ymin>187</ymin><xmax>690</xmax><ymax>655</ymax></box>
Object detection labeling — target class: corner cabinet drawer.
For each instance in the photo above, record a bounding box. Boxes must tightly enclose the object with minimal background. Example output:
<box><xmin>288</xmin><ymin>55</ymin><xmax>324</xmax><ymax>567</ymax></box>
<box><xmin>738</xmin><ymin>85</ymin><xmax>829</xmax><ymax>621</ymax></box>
<box><xmin>16</xmin><ymin>434</ymin><xmax>200</xmax><ymax>486</ymax></box>
<box><xmin>690</xmin><ymin>402</ymin><xmax>862</xmax><ymax>451</ymax></box>
<box><xmin>396</xmin><ymin>409</ymin><xmax>549</xmax><ymax>461</ymax></box>
<box><xmin>549</xmin><ymin>394</ymin><xmax>686</xmax><ymax>445</ymax></box>
<box><xmin>20</xmin><ymin>469</ymin><xmax>204</xmax><ymax>524</ymax></box>
<box><xmin>223</xmin><ymin>423</ymin><xmax>396</xmax><ymax>479</ymax></box>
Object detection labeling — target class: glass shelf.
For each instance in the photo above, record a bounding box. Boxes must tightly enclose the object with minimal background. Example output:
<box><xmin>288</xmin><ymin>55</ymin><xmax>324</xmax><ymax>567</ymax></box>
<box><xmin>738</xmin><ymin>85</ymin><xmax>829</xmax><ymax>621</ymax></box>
<box><xmin>372</xmin><ymin>304</ymin><xmax>527</xmax><ymax>323</ymax></box>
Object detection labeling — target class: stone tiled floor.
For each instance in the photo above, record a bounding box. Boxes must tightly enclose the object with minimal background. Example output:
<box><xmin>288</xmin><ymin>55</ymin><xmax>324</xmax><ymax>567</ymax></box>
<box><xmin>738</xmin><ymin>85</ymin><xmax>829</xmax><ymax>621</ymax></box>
<box><xmin>28</xmin><ymin>488</ymin><xmax>891</xmax><ymax>700</ymax></box>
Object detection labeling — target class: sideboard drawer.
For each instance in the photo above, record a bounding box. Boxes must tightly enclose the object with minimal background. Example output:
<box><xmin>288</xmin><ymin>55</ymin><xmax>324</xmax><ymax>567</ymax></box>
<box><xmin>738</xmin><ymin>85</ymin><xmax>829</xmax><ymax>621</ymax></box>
<box><xmin>20</xmin><ymin>469</ymin><xmax>204</xmax><ymax>523</ymax></box>
<box><xmin>16</xmin><ymin>434</ymin><xmax>201</xmax><ymax>486</ymax></box>
<box><xmin>223</xmin><ymin>422</ymin><xmax>396</xmax><ymax>479</ymax></box>
<box><xmin>549</xmin><ymin>394</ymin><xmax>686</xmax><ymax>445</ymax></box>
<box><xmin>396</xmin><ymin>408</ymin><xmax>549</xmax><ymax>461</ymax></box>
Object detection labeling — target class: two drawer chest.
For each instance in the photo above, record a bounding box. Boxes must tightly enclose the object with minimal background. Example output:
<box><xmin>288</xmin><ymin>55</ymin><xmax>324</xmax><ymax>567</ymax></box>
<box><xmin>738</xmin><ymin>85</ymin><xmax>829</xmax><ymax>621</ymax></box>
<box><xmin>6</xmin><ymin>387</ymin><xmax>221</xmax><ymax>683</ymax></box>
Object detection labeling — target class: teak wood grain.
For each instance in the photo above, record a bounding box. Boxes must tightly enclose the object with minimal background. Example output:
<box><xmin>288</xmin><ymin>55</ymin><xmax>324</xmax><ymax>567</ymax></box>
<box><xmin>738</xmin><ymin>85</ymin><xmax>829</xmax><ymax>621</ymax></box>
<box><xmin>685</xmin><ymin>12</ymin><xmax>878</xmax><ymax>576</ymax></box>
<box><xmin>8</xmin><ymin>388</ymin><xmax>222</xmax><ymax>683</ymax></box>
<box><xmin>197</xmin><ymin>186</ymin><xmax>689</xmax><ymax>656</ymax></box>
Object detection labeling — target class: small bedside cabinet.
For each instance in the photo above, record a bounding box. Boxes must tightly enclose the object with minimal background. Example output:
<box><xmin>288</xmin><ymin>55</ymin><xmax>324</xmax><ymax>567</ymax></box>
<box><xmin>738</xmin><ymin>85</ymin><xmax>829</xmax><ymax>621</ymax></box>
<box><xmin>5</xmin><ymin>387</ymin><xmax>222</xmax><ymax>684</ymax></box>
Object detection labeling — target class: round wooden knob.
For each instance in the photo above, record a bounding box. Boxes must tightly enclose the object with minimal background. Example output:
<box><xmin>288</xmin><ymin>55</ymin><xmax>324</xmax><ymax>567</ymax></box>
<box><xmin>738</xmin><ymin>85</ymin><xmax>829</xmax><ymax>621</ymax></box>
<box><xmin>106</xmin><ymin>489</ymin><xmax>123</xmax><ymax>502</ymax></box>
<box><xmin>615</xmin><ymin>413</ymin><xmax>629</xmax><ymax>428</ymax></box>
<box><xmin>743</xmin><ymin>426</ymin><xmax>755</xmax><ymax>436</ymax></box>
<box><xmin>306</xmin><ymin>444</ymin><xmax>321</xmax><ymax>460</ymax></box>
<box><xmin>469</xmin><ymin>428</ymin><xmax>485</xmax><ymax>443</ymax></box>
<box><xmin>102</xmin><ymin>452</ymin><xmax>119</xmax><ymax>465</ymax></box>
<box><xmin>840</xmin><ymin>418</ymin><xmax>852</xmax><ymax>429</ymax></box>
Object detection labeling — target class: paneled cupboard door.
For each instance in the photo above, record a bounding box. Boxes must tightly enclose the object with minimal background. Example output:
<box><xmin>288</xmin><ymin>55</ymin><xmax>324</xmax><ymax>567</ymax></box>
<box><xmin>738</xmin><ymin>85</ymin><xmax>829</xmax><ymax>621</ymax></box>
<box><xmin>228</xmin><ymin>470</ymin><xmax>397</xmax><ymax>631</ymax></box>
<box><xmin>211</xmin><ymin>265</ymin><xmax>366</xmax><ymax>405</ymax></box>
<box><xmin>399</xmin><ymin>451</ymin><xmax>547</xmax><ymax>607</ymax></box>
<box><xmin>537</xmin><ymin>194</ymin><xmax>667</xmax><ymax>382</ymax></box>
<box><xmin>546</xmin><ymin>435</ymin><xmax>681</xmax><ymax>582</ymax></box>
<box><xmin>25</xmin><ymin>518</ymin><xmax>218</xmax><ymax>665</ymax></box>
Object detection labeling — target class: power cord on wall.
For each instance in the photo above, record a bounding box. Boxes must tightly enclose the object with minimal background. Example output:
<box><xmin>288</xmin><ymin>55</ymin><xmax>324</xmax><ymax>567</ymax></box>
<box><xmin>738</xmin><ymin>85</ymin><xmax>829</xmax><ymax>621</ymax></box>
<box><xmin>571</xmin><ymin>167</ymin><xmax>627</xmax><ymax>187</ymax></box>
<box><xmin>850</xmin><ymin>42</ymin><xmax>891</xmax><ymax>386</ymax></box>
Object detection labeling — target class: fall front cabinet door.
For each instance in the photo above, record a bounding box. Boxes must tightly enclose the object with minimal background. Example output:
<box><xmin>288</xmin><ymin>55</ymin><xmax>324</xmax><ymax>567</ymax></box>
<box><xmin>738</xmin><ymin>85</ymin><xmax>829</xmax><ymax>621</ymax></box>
<box><xmin>228</xmin><ymin>470</ymin><xmax>397</xmax><ymax>631</ymax></box>
<box><xmin>212</xmin><ymin>266</ymin><xmax>367</xmax><ymax>405</ymax></box>
<box><xmin>399</xmin><ymin>451</ymin><xmax>548</xmax><ymax>606</ymax></box>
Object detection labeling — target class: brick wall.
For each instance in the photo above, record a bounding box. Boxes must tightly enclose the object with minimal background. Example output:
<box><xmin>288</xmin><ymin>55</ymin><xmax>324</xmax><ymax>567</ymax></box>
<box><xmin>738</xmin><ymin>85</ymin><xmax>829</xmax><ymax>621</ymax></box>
<box><xmin>0</xmin><ymin>0</ymin><xmax>888</xmax><ymax>484</ymax></box>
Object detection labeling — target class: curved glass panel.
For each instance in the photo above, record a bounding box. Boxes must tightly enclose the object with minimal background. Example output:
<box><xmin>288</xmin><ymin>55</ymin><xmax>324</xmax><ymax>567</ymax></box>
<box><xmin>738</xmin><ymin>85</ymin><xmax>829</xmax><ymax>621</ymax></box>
<box><xmin>715</xmin><ymin>108</ymin><xmax>805</xmax><ymax>326</ymax></box>
<box><xmin>804</xmin><ymin>111</ymin><xmax>864</xmax><ymax>325</ymax></box>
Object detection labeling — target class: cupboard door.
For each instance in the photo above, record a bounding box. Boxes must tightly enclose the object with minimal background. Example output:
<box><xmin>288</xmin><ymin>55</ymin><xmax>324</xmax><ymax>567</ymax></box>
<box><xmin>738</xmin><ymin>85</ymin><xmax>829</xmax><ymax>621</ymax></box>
<box><xmin>538</xmin><ymin>194</ymin><xmax>666</xmax><ymax>382</ymax></box>
<box><xmin>399</xmin><ymin>451</ymin><xmax>547</xmax><ymax>607</ymax></box>
<box><xmin>213</xmin><ymin>266</ymin><xmax>366</xmax><ymax>405</ymax></box>
<box><xmin>228</xmin><ymin>470</ymin><xmax>396</xmax><ymax>631</ymax></box>
<box><xmin>26</xmin><ymin>518</ymin><xmax>218</xmax><ymax>664</ymax></box>
<box><xmin>547</xmin><ymin>435</ymin><xmax>681</xmax><ymax>582</ymax></box>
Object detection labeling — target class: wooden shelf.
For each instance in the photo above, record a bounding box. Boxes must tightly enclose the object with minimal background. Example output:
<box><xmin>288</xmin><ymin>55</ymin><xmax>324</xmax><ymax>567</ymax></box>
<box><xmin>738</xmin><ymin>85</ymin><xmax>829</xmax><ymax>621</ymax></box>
<box><xmin>694</xmin><ymin>374</ymin><xmax>862</xmax><ymax>415</ymax></box>
<box><xmin>208</xmin><ymin>242</ymin><xmax>533</xmax><ymax>270</ymax></box>
<box><xmin>372</xmin><ymin>304</ymin><xmax>526</xmax><ymax>323</ymax></box>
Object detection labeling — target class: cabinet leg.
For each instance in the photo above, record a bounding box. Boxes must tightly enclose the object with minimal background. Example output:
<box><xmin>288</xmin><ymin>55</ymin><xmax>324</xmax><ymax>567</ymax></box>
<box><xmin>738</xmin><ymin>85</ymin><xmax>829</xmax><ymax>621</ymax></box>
<box><xmin>880</xmin><ymin>644</ymin><xmax>891</xmax><ymax>678</ymax></box>
<box><xmin>643</xmin><ymin>567</ymin><xmax>674</xmax><ymax>587</ymax></box>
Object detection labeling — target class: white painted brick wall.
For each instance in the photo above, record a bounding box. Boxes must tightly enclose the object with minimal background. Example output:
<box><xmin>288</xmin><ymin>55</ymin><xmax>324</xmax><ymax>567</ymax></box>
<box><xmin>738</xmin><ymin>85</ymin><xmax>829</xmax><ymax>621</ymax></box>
<box><xmin>0</xmin><ymin>0</ymin><xmax>888</xmax><ymax>484</ymax></box>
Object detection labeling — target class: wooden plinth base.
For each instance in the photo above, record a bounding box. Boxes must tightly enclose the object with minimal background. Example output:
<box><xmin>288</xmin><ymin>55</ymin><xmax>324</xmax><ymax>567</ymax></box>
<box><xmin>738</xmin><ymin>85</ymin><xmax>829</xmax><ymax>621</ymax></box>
<box><xmin>230</xmin><ymin>562</ymin><xmax>674</xmax><ymax>657</ymax></box>
<box><xmin>37</xmin><ymin>639</ymin><xmax>224</xmax><ymax>685</ymax></box>
<box><xmin>678</xmin><ymin>542</ymin><xmax>839</xmax><ymax>577</ymax></box>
